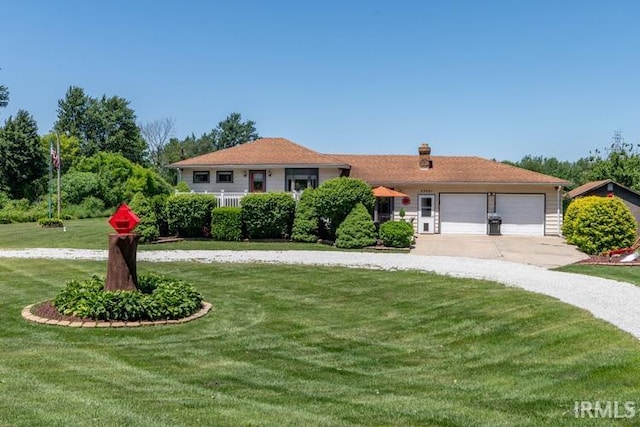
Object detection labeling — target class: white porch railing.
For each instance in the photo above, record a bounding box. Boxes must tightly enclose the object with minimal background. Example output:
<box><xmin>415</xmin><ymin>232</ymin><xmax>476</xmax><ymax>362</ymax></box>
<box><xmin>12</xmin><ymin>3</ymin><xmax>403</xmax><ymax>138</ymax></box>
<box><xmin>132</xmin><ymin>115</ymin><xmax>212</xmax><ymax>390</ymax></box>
<box><xmin>174</xmin><ymin>189</ymin><xmax>300</xmax><ymax>208</ymax></box>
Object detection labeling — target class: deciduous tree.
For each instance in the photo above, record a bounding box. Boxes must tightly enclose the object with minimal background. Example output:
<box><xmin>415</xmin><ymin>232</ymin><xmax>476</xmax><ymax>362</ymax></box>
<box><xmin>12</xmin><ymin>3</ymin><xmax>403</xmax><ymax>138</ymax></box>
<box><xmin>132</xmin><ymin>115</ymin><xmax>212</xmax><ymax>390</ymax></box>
<box><xmin>54</xmin><ymin>86</ymin><xmax>148</xmax><ymax>164</ymax></box>
<box><xmin>139</xmin><ymin>117</ymin><xmax>175</xmax><ymax>168</ymax></box>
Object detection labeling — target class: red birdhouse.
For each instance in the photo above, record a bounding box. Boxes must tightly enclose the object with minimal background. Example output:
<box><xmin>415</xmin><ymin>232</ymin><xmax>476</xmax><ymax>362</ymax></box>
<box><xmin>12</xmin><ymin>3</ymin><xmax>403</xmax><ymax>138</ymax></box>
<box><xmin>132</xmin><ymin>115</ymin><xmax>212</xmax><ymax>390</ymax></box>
<box><xmin>108</xmin><ymin>203</ymin><xmax>140</xmax><ymax>234</ymax></box>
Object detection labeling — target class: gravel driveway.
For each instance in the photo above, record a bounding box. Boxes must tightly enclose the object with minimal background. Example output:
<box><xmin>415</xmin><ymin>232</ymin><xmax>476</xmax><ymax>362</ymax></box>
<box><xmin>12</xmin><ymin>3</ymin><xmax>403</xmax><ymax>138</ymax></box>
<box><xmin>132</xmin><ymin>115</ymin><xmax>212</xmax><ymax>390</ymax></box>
<box><xmin>3</xmin><ymin>248</ymin><xmax>640</xmax><ymax>339</ymax></box>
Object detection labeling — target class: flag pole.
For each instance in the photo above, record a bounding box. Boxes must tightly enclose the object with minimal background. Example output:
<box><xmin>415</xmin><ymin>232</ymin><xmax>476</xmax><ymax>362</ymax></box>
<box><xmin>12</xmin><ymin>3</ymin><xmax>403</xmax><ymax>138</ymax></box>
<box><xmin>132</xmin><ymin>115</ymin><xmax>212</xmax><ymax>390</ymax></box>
<box><xmin>48</xmin><ymin>137</ymin><xmax>53</xmax><ymax>219</ymax></box>
<box><xmin>56</xmin><ymin>132</ymin><xmax>62</xmax><ymax>219</ymax></box>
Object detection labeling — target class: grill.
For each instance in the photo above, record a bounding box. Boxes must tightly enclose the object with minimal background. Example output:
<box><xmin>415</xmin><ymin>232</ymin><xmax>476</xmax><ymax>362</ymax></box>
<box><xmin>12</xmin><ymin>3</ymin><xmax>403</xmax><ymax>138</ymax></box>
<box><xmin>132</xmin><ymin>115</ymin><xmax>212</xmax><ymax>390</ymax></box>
<box><xmin>487</xmin><ymin>213</ymin><xmax>502</xmax><ymax>235</ymax></box>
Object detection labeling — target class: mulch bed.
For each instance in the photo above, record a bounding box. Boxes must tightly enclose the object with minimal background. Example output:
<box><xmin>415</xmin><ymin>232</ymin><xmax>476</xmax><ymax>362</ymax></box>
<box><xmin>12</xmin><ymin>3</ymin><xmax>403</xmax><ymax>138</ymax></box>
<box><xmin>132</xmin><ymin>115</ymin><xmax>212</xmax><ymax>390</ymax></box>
<box><xmin>575</xmin><ymin>254</ymin><xmax>640</xmax><ymax>266</ymax></box>
<box><xmin>30</xmin><ymin>300</ymin><xmax>92</xmax><ymax>323</ymax></box>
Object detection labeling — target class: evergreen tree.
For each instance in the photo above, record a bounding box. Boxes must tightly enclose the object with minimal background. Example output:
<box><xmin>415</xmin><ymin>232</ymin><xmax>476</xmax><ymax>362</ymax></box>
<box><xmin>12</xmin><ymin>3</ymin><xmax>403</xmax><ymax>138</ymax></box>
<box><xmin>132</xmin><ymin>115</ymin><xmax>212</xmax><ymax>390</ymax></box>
<box><xmin>0</xmin><ymin>110</ymin><xmax>47</xmax><ymax>200</ymax></box>
<box><xmin>0</xmin><ymin>84</ymin><xmax>8</xmax><ymax>109</ymax></box>
<box><xmin>211</xmin><ymin>112</ymin><xmax>259</xmax><ymax>150</ymax></box>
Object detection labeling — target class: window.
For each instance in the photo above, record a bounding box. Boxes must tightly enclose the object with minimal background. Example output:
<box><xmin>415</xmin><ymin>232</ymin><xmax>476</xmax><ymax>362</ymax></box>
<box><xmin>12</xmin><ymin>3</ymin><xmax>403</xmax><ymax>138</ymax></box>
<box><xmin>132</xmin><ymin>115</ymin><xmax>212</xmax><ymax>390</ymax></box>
<box><xmin>216</xmin><ymin>171</ymin><xmax>233</xmax><ymax>183</ymax></box>
<box><xmin>193</xmin><ymin>171</ymin><xmax>210</xmax><ymax>183</ymax></box>
<box><xmin>285</xmin><ymin>168</ymin><xmax>319</xmax><ymax>191</ymax></box>
<box><xmin>250</xmin><ymin>170</ymin><xmax>266</xmax><ymax>192</ymax></box>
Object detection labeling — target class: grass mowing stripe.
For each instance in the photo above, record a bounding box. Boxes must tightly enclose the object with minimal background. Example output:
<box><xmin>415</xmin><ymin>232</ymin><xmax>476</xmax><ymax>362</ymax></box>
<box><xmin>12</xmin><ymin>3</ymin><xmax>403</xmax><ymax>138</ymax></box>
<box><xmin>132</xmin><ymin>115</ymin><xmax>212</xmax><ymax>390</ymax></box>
<box><xmin>3</xmin><ymin>259</ymin><xmax>640</xmax><ymax>426</ymax></box>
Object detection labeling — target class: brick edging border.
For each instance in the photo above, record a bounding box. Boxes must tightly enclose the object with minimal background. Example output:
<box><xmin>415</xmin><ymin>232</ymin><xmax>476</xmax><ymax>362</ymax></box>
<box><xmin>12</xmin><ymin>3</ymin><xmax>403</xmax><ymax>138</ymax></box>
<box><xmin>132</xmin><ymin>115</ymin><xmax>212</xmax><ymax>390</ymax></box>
<box><xmin>21</xmin><ymin>301</ymin><xmax>212</xmax><ymax>328</ymax></box>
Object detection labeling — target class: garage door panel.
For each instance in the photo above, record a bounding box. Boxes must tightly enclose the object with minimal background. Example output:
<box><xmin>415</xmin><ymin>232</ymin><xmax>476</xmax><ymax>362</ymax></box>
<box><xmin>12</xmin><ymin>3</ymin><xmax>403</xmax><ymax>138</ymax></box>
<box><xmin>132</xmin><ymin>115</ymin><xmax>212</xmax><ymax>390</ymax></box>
<box><xmin>440</xmin><ymin>194</ymin><xmax>487</xmax><ymax>234</ymax></box>
<box><xmin>496</xmin><ymin>194</ymin><xmax>544</xmax><ymax>236</ymax></box>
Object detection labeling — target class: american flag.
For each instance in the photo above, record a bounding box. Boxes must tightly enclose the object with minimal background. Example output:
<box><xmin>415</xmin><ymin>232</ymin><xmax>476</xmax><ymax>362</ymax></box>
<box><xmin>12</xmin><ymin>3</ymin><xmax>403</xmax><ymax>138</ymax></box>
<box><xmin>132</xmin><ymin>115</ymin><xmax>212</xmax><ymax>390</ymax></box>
<box><xmin>51</xmin><ymin>148</ymin><xmax>60</xmax><ymax>169</ymax></box>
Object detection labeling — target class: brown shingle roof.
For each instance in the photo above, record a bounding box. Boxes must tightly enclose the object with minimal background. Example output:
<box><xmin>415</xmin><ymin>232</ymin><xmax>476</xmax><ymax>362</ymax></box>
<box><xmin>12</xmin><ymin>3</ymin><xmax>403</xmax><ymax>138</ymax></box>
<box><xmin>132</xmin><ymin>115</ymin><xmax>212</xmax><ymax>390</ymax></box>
<box><xmin>331</xmin><ymin>154</ymin><xmax>569</xmax><ymax>185</ymax></box>
<box><xmin>169</xmin><ymin>137</ymin><xmax>349</xmax><ymax>167</ymax></box>
<box><xmin>565</xmin><ymin>180</ymin><xmax>612</xmax><ymax>199</ymax></box>
<box><xmin>170</xmin><ymin>137</ymin><xmax>569</xmax><ymax>185</ymax></box>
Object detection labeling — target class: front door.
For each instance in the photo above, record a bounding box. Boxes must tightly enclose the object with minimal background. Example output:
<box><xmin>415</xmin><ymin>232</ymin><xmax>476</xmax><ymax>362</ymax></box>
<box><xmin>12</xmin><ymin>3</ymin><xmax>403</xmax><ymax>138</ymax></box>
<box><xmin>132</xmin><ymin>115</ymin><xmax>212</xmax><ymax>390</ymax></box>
<box><xmin>249</xmin><ymin>170</ymin><xmax>266</xmax><ymax>192</ymax></box>
<box><xmin>418</xmin><ymin>195</ymin><xmax>435</xmax><ymax>234</ymax></box>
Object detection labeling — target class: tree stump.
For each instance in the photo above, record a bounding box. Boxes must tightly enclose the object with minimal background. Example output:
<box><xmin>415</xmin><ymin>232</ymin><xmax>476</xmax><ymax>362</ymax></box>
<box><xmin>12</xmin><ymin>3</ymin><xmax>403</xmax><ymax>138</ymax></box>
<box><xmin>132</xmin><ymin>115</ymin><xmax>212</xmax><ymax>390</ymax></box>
<box><xmin>105</xmin><ymin>233</ymin><xmax>140</xmax><ymax>291</ymax></box>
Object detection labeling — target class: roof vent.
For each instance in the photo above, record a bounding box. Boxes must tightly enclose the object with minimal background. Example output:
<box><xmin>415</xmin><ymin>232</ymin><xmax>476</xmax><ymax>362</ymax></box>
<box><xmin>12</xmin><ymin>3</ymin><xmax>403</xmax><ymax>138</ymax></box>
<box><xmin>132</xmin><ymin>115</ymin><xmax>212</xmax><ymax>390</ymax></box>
<box><xmin>419</xmin><ymin>143</ymin><xmax>433</xmax><ymax>169</ymax></box>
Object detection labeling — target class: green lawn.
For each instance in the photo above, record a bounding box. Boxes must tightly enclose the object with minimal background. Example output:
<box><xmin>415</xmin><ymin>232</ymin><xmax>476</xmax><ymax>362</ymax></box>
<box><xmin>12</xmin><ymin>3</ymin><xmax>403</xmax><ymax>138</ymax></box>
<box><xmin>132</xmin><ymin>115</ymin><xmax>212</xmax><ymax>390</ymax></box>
<box><xmin>556</xmin><ymin>264</ymin><xmax>640</xmax><ymax>286</ymax></box>
<box><xmin>0</xmin><ymin>218</ymin><xmax>337</xmax><ymax>251</ymax></box>
<box><xmin>2</xmin><ymin>259</ymin><xmax>640</xmax><ymax>426</ymax></box>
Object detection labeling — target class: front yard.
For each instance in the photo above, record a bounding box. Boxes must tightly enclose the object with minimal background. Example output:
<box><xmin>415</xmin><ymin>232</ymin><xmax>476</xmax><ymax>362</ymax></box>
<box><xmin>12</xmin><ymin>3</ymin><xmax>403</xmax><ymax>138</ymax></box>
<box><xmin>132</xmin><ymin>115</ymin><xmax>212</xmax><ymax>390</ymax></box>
<box><xmin>2</xmin><ymin>259</ymin><xmax>640</xmax><ymax>426</ymax></box>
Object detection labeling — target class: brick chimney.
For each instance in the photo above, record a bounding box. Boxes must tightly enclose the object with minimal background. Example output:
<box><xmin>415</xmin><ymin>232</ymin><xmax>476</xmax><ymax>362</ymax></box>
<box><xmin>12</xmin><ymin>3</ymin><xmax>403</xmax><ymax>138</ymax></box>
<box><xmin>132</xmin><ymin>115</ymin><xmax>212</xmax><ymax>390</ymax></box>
<box><xmin>419</xmin><ymin>143</ymin><xmax>433</xmax><ymax>169</ymax></box>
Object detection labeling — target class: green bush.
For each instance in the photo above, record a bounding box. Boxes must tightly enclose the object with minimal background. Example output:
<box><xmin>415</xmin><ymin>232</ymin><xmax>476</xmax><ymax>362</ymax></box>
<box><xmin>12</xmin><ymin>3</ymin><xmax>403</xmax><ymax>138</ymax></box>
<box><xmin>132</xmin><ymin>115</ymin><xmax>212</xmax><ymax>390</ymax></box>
<box><xmin>72</xmin><ymin>152</ymin><xmax>172</xmax><ymax>208</ymax></box>
<box><xmin>292</xmin><ymin>189</ymin><xmax>320</xmax><ymax>242</ymax></box>
<box><xmin>38</xmin><ymin>218</ymin><xmax>64</xmax><ymax>228</ymax></box>
<box><xmin>313</xmin><ymin>177</ymin><xmax>375</xmax><ymax>239</ymax></box>
<box><xmin>129</xmin><ymin>192</ymin><xmax>159</xmax><ymax>243</ymax></box>
<box><xmin>0</xmin><ymin>198</ymin><xmax>47</xmax><ymax>223</ymax></box>
<box><xmin>151</xmin><ymin>194</ymin><xmax>170</xmax><ymax>237</ymax></box>
<box><xmin>335</xmin><ymin>203</ymin><xmax>377</xmax><ymax>249</ymax></box>
<box><xmin>211</xmin><ymin>207</ymin><xmax>243</xmax><ymax>241</ymax></box>
<box><xmin>380</xmin><ymin>220</ymin><xmax>414</xmax><ymax>248</ymax></box>
<box><xmin>175</xmin><ymin>181</ymin><xmax>191</xmax><ymax>192</ymax></box>
<box><xmin>562</xmin><ymin>196</ymin><xmax>637</xmax><ymax>255</ymax></box>
<box><xmin>241</xmin><ymin>193</ymin><xmax>296</xmax><ymax>239</ymax></box>
<box><xmin>61</xmin><ymin>171</ymin><xmax>102</xmax><ymax>205</ymax></box>
<box><xmin>61</xmin><ymin>197</ymin><xmax>109</xmax><ymax>220</ymax></box>
<box><xmin>53</xmin><ymin>274</ymin><xmax>203</xmax><ymax>321</ymax></box>
<box><xmin>165</xmin><ymin>193</ymin><xmax>217</xmax><ymax>237</ymax></box>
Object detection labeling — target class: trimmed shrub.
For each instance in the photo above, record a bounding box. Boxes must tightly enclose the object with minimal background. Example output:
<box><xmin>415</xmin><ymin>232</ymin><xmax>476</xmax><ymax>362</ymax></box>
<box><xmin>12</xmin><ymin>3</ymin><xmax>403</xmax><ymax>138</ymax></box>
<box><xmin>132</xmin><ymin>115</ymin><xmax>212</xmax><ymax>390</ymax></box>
<box><xmin>292</xmin><ymin>189</ymin><xmax>320</xmax><ymax>242</ymax></box>
<box><xmin>241</xmin><ymin>192</ymin><xmax>296</xmax><ymax>239</ymax></box>
<box><xmin>380</xmin><ymin>220</ymin><xmax>414</xmax><ymax>248</ymax></box>
<box><xmin>335</xmin><ymin>203</ymin><xmax>377</xmax><ymax>249</ymax></box>
<box><xmin>165</xmin><ymin>193</ymin><xmax>217</xmax><ymax>237</ymax></box>
<box><xmin>38</xmin><ymin>218</ymin><xmax>64</xmax><ymax>228</ymax></box>
<box><xmin>313</xmin><ymin>177</ymin><xmax>375</xmax><ymax>239</ymax></box>
<box><xmin>53</xmin><ymin>274</ymin><xmax>203</xmax><ymax>321</ymax></box>
<box><xmin>211</xmin><ymin>207</ymin><xmax>243</xmax><ymax>241</ymax></box>
<box><xmin>562</xmin><ymin>196</ymin><xmax>636</xmax><ymax>255</ymax></box>
<box><xmin>151</xmin><ymin>194</ymin><xmax>170</xmax><ymax>237</ymax></box>
<box><xmin>175</xmin><ymin>181</ymin><xmax>191</xmax><ymax>192</ymax></box>
<box><xmin>129</xmin><ymin>192</ymin><xmax>159</xmax><ymax>243</ymax></box>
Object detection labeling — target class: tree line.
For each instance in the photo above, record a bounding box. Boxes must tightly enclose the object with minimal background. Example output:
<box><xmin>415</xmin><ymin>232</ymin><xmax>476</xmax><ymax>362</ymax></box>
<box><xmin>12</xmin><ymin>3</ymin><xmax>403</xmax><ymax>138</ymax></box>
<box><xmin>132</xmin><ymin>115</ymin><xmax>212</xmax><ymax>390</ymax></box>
<box><xmin>503</xmin><ymin>131</ymin><xmax>640</xmax><ymax>191</ymax></box>
<box><xmin>0</xmin><ymin>83</ymin><xmax>259</xmax><ymax>204</ymax></box>
<box><xmin>1</xmin><ymin>78</ymin><xmax>639</xmax><ymax>206</ymax></box>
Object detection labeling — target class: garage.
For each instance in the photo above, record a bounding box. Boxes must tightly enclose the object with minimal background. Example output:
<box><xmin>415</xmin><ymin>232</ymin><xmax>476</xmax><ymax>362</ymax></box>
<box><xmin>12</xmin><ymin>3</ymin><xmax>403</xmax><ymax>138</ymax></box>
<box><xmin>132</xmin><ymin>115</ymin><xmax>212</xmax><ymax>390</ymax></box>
<box><xmin>496</xmin><ymin>194</ymin><xmax>545</xmax><ymax>236</ymax></box>
<box><xmin>440</xmin><ymin>194</ymin><xmax>487</xmax><ymax>234</ymax></box>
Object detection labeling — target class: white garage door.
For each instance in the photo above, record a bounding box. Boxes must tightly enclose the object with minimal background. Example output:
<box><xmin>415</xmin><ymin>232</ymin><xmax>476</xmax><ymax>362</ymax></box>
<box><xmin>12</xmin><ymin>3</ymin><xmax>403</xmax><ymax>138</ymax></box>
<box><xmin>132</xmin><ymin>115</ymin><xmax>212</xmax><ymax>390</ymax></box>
<box><xmin>496</xmin><ymin>194</ymin><xmax>544</xmax><ymax>236</ymax></box>
<box><xmin>440</xmin><ymin>194</ymin><xmax>487</xmax><ymax>234</ymax></box>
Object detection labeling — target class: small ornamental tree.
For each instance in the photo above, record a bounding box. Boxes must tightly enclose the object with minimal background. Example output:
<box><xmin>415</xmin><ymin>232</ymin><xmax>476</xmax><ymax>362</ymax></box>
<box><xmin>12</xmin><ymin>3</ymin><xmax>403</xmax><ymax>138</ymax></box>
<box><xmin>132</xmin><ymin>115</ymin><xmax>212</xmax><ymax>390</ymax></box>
<box><xmin>562</xmin><ymin>196</ymin><xmax>636</xmax><ymax>255</ymax></box>
<box><xmin>335</xmin><ymin>203</ymin><xmax>377</xmax><ymax>249</ymax></box>
<box><xmin>313</xmin><ymin>177</ymin><xmax>375</xmax><ymax>239</ymax></box>
<box><xmin>292</xmin><ymin>188</ymin><xmax>320</xmax><ymax>242</ymax></box>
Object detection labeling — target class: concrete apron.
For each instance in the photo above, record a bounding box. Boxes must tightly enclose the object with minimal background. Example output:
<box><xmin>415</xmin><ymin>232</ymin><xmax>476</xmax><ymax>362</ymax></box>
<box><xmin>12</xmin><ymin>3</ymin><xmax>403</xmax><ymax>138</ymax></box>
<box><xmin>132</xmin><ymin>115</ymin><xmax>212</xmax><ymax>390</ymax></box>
<box><xmin>411</xmin><ymin>234</ymin><xmax>589</xmax><ymax>269</ymax></box>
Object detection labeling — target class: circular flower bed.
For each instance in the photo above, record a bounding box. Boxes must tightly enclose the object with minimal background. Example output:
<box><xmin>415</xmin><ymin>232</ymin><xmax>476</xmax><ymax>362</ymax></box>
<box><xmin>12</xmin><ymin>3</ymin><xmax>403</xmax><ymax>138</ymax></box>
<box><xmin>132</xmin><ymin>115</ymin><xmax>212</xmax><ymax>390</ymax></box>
<box><xmin>53</xmin><ymin>274</ymin><xmax>203</xmax><ymax>321</ymax></box>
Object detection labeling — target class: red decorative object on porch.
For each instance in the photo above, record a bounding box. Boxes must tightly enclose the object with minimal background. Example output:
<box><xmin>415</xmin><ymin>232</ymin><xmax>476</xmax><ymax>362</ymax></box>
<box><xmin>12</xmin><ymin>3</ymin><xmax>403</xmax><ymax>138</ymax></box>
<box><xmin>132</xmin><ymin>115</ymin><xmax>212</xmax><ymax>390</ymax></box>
<box><xmin>108</xmin><ymin>203</ymin><xmax>140</xmax><ymax>234</ymax></box>
<box><xmin>402</xmin><ymin>196</ymin><xmax>411</xmax><ymax>205</ymax></box>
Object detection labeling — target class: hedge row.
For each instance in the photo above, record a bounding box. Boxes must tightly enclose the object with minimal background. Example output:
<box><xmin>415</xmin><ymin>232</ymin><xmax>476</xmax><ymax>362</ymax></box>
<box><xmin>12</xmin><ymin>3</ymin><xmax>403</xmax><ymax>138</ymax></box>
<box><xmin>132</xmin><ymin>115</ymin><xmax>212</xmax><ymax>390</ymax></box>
<box><xmin>128</xmin><ymin>177</ymin><xmax>415</xmax><ymax>249</ymax></box>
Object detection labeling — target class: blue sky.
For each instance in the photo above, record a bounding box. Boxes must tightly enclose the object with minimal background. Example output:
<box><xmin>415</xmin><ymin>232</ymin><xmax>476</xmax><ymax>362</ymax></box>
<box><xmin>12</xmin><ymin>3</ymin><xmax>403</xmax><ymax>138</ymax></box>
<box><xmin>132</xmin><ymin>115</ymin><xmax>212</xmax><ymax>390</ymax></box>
<box><xmin>2</xmin><ymin>1</ymin><xmax>639</xmax><ymax>161</ymax></box>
